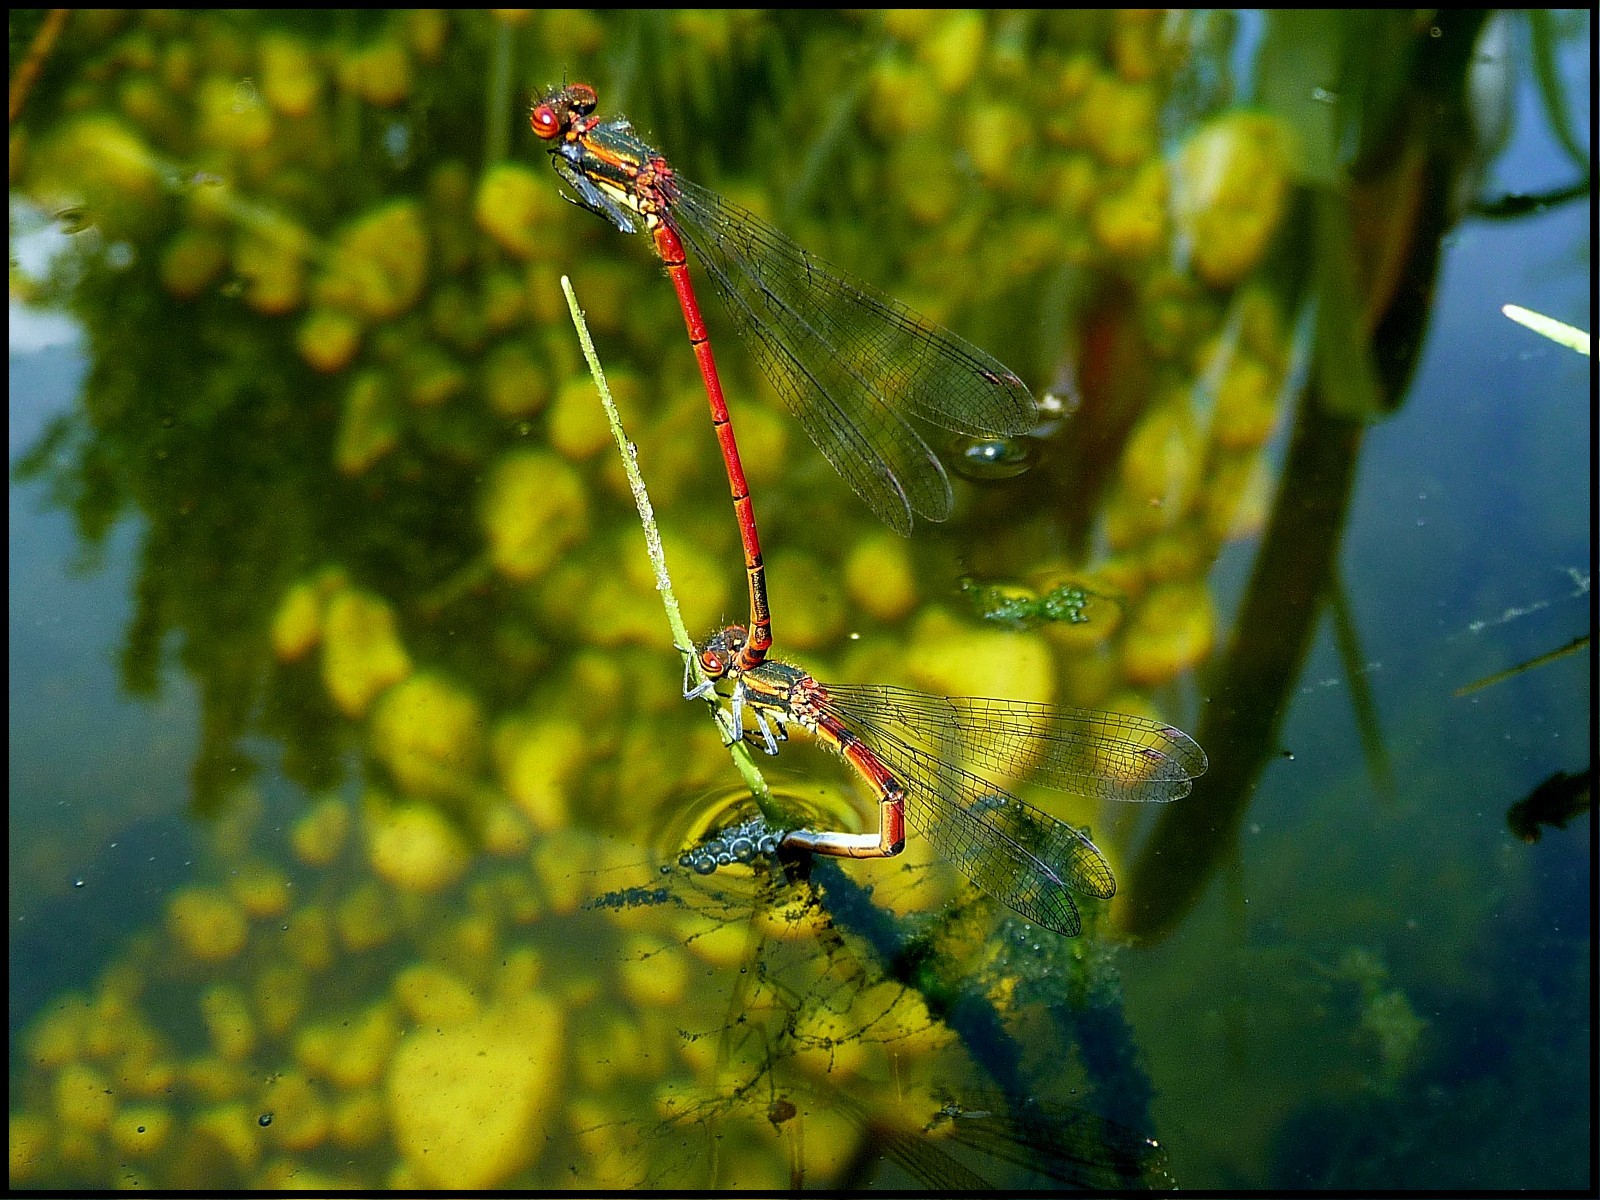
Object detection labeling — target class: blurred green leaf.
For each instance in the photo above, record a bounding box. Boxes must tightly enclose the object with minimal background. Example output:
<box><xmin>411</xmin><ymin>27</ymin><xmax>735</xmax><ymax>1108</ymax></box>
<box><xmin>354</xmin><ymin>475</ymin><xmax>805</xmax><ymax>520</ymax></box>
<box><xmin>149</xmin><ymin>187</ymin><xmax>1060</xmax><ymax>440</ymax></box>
<box><xmin>1255</xmin><ymin>11</ymin><xmax>1422</xmax><ymax>185</ymax></box>
<box><xmin>1255</xmin><ymin>10</ymin><xmax>1346</xmax><ymax>188</ymax></box>
<box><xmin>1311</xmin><ymin>191</ymin><xmax>1387</xmax><ymax>420</ymax></box>
<box><xmin>1527</xmin><ymin>9</ymin><xmax>1590</xmax><ymax>177</ymax></box>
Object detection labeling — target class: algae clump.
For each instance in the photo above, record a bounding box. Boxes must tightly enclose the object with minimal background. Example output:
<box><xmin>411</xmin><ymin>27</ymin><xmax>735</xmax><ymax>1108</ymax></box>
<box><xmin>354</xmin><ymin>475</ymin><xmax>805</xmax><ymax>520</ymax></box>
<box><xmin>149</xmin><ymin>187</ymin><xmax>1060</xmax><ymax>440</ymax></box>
<box><xmin>386</xmin><ymin>993</ymin><xmax>564</xmax><ymax>1188</ymax></box>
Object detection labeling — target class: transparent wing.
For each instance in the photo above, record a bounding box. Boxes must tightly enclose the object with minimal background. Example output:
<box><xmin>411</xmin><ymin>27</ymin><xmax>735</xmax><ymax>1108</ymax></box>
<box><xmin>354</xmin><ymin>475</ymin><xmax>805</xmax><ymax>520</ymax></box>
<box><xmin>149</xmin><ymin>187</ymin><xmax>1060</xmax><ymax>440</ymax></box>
<box><xmin>821</xmin><ymin>684</ymin><xmax>1207</xmax><ymax>804</ymax></box>
<box><xmin>664</xmin><ymin>176</ymin><xmax>1034</xmax><ymax>533</ymax></box>
<box><xmin>853</xmin><ymin>717</ymin><xmax>1117</xmax><ymax>938</ymax></box>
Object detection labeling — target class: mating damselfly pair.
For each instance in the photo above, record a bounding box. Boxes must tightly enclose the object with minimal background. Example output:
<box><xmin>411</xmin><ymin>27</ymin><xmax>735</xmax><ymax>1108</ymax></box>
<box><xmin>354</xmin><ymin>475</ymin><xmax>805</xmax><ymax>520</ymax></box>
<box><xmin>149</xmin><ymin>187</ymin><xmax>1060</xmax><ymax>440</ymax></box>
<box><xmin>533</xmin><ymin>83</ymin><xmax>1206</xmax><ymax>938</ymax></box>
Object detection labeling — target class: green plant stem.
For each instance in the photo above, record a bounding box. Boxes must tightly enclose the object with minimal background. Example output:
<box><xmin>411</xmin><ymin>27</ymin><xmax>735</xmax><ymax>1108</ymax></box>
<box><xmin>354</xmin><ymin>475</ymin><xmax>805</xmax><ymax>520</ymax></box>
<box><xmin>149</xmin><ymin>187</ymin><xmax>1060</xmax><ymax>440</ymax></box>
<box><xmin>560</xmin><ymin>276</ymin><xmax>771</xmax><ymax>804</ymax></box>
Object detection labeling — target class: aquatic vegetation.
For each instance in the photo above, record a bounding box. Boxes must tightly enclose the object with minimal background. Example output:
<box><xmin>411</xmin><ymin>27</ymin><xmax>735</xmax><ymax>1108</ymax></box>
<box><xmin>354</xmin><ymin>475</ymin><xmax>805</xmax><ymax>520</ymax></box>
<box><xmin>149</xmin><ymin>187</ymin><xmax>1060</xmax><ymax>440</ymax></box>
<box><xmin>289</xmin><ymin>793</ymin><xmax>352</xmax><ymax>868</ymax></box>
<box><xmin>319</xmin><ymin>586</ymin><xmax>412</xmax><ymax>718</ymax></box>
<box><xmin>199</xmin><ymin>984</ymin><xmax>258</xmax><ymax>1062</ymax></box>
<box><xmin>1203</xmin><ymin>448</ymin><xmax>1273</xmax><ymax>542</ymax></box>
<box><xmin>473</xmin><ymin>163</ymin><xmax>557</xmax><ymax>261</ymax></box>
<box><xmin>1117</xmin><ymin>400</ymin><xmax>1204</xmax><ymax>529</ymax></box>
<box><xmin>481</xmin><ymin>339</ymin><xmax>550</xmax><ymax>418</ymax></box>
<box><xmin>961</xmin><ymin>573</ymin><xmax>1104</xmax><ymax>636</ymax></box>
<box><xmin>493</xmin><ymin>713</ymin><xmax>586</xmax><ymax>833</ymax></box>
<box><xmin>905</xmin><ymin>609</ymin><xmax>1056</xmax><ymax>704</ymax></box>
<box><xmin>166</xmin><ymin>886</ymin><xmax>250</xmax><ymax>963</ymax></box>
<box><xmin>1119</xmin><ymin>580</ymin><xmax>1216</xmax><ymax>686</ymax></box>
<box><xmin>1215</xmin><ymin>352</ymin><xmax>1285</xmax><ymax>451</ymax></box>
<box><xmin>252</xmin><ymin>963</ymin><xmax>308</xmax><ymax>1040</ymax></box>
<box><xmin>270</xmin><ymin>578</ymin><xmax>327</xmax><ymax>663</ymax></box>
<box><xmin>109</xmin><ymin>1104</ymin><xmax>175</xmax><ymax>1159</ymax></box>
<box><xmin>9</xmin><ymin>774</ymin><xmax>1158</xmax><ymax>1188</ymax></box>
<box><xmin>919</xmin><ymin>10</ymin><xmax>987</xmax><ymax>95</ymax></box>
<box><xmin>369</xmin><ymin>672</ymin><xmax>485</xmax><ymax>798</ymax></box>
<box><xmin>393</xmin><ymin>962</ymin><xmax>480</xmax><ymax>1025</ymax></box>
<box><xmin>340</xmin><ymin>38</ymin><xmax>413</xmax><ymax>109</ymax></box>
<box><xmin>765</xmin><ymin>549</ymin><xmax>849</xmax><ymax>648</ymax></box>
<box><xmin>365</xmin><ymin>801</ymin><xmax>471</xmax><ymax>895</ymax></box>
<box><xmin>53</xmin><ymin>1063</ymin><xmax>116</xmax><ymax>1133</ymax></box>
<box><xmin>228</xmin><ymin>860</ymin><xmax>293</xmax><ymax>920</ymax></box>
<box><xmin>158</xmin><ymin>227</ymin><xmax>229</xmax><ymax>298</ymax></box>
<box><xmin>387</xmin><ymin>994</ymin><xmax>564</xmax><ymax>1187</ymax></box>
<box><xmin>332</xmin><ymin>368</ymin><xmax>399</xmax><ymax>472</ymax></box>
<box><xmin>258</xmin><ymin>33</ymin><xmax>322</xmax><ymax>118</ymax></box>
<box><xmin>4</xmin><ymin>8</ymin><xmax>1295</xmax><ymax>1188</ymax></box>
<box><xmin>843</xmin><ymin>530</ymin><xmax>919</xmax><ymax>622</ymax></box>
<box><xmin>546</xmin><ymin>372</ymin><xmax>622</xmax><ymax>460</ymax></box>
<box><xmin>862</xmin><ymin>56</ymin><xmax>941</xmax><ymax>140</ymax></box>
<box><xmin>1173</xmin><ymin>113</ymin><xmax>1294</xmax><ymax>287</ymax></box>
<box><xmin>314</xmin><ymin>200</ymin><xmax>430</xmax><ymax>324</ymax></box>
<box><xmin>26</xmin><ymin>113</ymin><xmax>167</xmax><ymax>237</ymax></box>
<box><xmin>1361</xmin><ymin>988</ymin><xmax>1426</xmax><ymax>1083</ymax></box>
<box><xmin>237</xmin><ymin>220</ymin><xmax>313</xmax><ymax>314</ymax></box>
<box><xmin>195</xmin><ymin>74</ymin><xmax>274</xmax><ymax>153</ymax></box>
<box><xmin>479</xmin><ymin>449</ymin><xmax>590</xmax><ymax>581</ymax></box>
<box><xmin>1080</xmin><ymin>74</ymin><xmax>1161</xmax><ymax>168</ymax></box>
<box><xmin>297</xmin><ymin>307</ymin><xmax>364</xmax><ymax>373</ymax></box>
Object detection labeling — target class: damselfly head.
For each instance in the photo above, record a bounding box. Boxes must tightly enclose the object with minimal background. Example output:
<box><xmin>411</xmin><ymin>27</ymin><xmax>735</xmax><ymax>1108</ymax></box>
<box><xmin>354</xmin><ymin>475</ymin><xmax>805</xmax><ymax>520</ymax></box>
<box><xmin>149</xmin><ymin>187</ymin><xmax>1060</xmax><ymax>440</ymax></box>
<box><xmin>697</xmin><ymin>645</ymin><xmax>730</xmax><ymax>680</ymax></box>
<box><xmin>696</xmin><ymin>625</ymin><xmax>750</xmax><ymax>679</ymax></box>
<box><xmin>529</xmin><ymin>81</ymin><xmax>598</xmax><ymax>140</ymax></box>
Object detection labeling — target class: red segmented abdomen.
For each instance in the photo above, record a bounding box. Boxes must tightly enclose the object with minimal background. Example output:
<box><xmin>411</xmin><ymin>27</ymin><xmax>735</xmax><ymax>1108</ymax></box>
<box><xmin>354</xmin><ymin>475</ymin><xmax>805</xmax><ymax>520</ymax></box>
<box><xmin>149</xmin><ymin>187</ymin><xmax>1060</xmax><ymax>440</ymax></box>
<box><xmin>648</xmin><ymin>212</ymin><xmax>772</xmax><ymax>670</ymax></box>
<box><xmin>811</xmin><ymin>709</ymin><xmax>907</xmax><ymax>854</ymax></box>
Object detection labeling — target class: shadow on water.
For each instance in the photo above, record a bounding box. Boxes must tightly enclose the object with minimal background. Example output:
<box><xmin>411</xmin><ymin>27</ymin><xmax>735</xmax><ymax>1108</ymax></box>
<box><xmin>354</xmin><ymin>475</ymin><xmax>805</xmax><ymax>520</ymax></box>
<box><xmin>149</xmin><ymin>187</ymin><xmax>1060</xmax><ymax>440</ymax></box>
<box><xmin>588</xmin><ymin>846</ymin><xmax>1174</xmax><ymax>1189</ymax></box>
<box><xmin>1121</xmin><ymin>397</ymin><xmax>1365</xmax><ymax>937</ymax></box>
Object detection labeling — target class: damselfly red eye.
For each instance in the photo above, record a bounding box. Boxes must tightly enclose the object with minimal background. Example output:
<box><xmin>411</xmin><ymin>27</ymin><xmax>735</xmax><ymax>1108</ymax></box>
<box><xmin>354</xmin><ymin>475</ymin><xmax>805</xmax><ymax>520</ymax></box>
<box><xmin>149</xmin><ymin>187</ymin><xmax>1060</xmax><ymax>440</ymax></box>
<box><xmin>529</xmin><ymin>104</ymin><xmax>560</xmax><ymax>139</ymax></box>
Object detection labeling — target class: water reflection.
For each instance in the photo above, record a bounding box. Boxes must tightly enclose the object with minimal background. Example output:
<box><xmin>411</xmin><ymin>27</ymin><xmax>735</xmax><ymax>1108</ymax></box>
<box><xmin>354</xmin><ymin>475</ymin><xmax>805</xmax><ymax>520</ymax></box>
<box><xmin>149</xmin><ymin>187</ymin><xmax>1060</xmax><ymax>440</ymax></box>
<box><xmin>588</xmin><ymin>849</ymin><xmax>1172</xmax><ymax>1188</ymax></box>
<box><xmin>8</xmin><ymin>7</ymin><xmax>1590</xmax><ymax>1191</ymax></box>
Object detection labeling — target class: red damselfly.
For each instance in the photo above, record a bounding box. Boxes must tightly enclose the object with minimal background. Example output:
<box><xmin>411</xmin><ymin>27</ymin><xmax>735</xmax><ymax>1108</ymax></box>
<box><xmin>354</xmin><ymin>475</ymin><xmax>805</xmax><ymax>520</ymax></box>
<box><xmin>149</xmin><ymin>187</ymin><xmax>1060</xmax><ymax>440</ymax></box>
<box><xmin>683</xmin><ymin>625</ymin><xmax>1206</xmax><ymax>938</ymax></box>
<box><xmin>532</xmin><ymin>82</ymin><xmax>1037</xmax><ymax>670</ymax></box>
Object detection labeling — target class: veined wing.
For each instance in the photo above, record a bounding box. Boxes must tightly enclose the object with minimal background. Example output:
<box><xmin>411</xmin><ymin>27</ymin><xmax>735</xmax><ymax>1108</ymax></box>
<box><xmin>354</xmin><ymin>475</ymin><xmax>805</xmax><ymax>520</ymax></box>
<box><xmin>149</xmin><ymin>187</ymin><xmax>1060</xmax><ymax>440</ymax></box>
<box><xmin>821</xmin><ymin>683</ymin><xmax>1207</xmax><ymax>804</ymax></box>
<box><xmin>663</xmin><ymin>175</ymin><xmax>1033</xmax><ymax>533</ymax></box>
<box><xmin>831</xmin><ymin>710</ymin><xmax>1118</xmax><ymax>936</ymax></box>
<box><xmin>926</xmin><ymin>1090</ymin><xmax>1174</xmax><ymax>1190</ymax></box>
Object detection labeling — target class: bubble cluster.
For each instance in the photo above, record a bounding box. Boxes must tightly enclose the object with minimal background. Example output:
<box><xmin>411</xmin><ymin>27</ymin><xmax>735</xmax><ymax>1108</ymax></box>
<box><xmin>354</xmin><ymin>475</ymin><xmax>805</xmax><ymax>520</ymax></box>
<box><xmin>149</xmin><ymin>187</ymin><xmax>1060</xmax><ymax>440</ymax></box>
<box><xmin>678</xmin><ymin>819</ymin><xmax>784</xmax><ymax>876</ymax></box>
